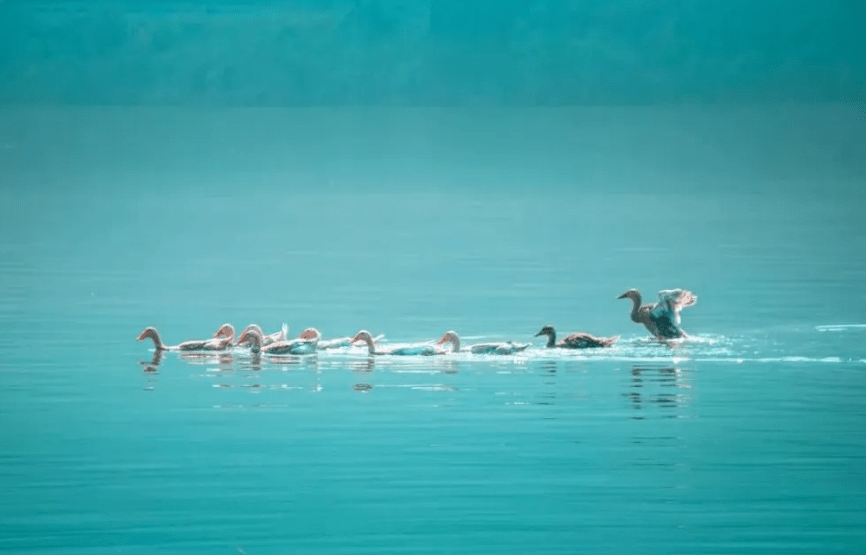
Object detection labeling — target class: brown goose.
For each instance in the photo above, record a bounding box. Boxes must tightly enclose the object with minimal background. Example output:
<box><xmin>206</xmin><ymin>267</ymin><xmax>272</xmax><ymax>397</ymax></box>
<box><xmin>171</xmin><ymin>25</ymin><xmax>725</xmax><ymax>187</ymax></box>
<box><xmin>617</xmin><ymin>288</ymin><xmax>697</xmax><ymax>339</ymax></box>
<box><xmin>534</xmin><ymin>325</ymin><xmax>619</xmax><ymax>349</ymax></box>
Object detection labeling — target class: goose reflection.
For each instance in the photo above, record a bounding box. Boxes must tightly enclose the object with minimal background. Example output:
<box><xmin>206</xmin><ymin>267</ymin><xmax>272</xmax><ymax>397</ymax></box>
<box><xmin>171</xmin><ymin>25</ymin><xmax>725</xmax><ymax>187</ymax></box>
<box><xmin>351</xmin><ymin>358</ymin><xmax>375</xmax><ymax>373</ymax></box>
<box><xmin>537</xmin><ymin>360</ymin><xmax>558</xmax><ymax>406</ymax></box>
<box><xmin>139</xmin><ymin>349</ymin><xmax>164</xmax><ymax>373</ymax></box>
<box><xmin>627</xmin><ymin>366</ymin><xmax>689</xmax><ymax>418</ymax></box>
<box><xmin>238</xmin><ymin>352</ymin><xmax>263</xmax><ymax>373</ymax></box>
<box><xmin>351</xmin><ymin>356</ymin><xmax>461</xmax><ymax>375</ymax></box>
<box><xmin>178</xmin><ymin>351</ymin><xmax>236</xmax><ymax>370</ymax></box>
<box><xmin>437</xmin><ymin>359</ymin><xmax>460</xmax><ymax>374</ymax></box>
<box><xmin>267</xmin><ymin>353</ymin><xmax>320</xmax><ymax>371</ymax></box>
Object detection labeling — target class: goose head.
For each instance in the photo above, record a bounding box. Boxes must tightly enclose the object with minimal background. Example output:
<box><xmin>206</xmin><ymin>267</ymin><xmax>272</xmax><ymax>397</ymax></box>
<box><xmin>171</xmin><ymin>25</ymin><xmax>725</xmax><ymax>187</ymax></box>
<box><xmin>137</xmin><ymin>327</ymin><xmax>159</xmax><ymax>342</ymax></box>
<box><xmin>617</xmin><ymin>289</ymin><xmax>640</xmax><ymax>300</ymax></box>
<box><xmin>236</xmin><ymin>324</ymin><xmax>263</xmax><ymax>346</ymax></box>
<box><xmin>236</xmin><ymin>328</ymin><xmax>263</xmax><ymax>350</ymax></box>
<box><xmin>350</xmin><ymin>330</ymin><xmax>375</xmax><ymax>346</ymax></box>
<box><xmin>298</xmin><ymin>327</ymin><xmax>322</xmax><ymax>342</ymax></box>
<box><xmin>436</xmin><ymin>331</ymin><xmax>460</xmax><ymax>351</ymax></box>
<box><xmin>213</xmin><ymin>323</ymin><xmax>235</xmax><ymax>339</ymax></box>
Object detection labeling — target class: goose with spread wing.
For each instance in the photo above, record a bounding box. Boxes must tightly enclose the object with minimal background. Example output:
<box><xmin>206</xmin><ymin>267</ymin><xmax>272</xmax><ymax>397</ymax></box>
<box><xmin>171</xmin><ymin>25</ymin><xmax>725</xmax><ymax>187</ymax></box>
<box><xmin>617</xmin><ymin>288</ymin><xmax>697</xmax><ymax>339</ymax></box>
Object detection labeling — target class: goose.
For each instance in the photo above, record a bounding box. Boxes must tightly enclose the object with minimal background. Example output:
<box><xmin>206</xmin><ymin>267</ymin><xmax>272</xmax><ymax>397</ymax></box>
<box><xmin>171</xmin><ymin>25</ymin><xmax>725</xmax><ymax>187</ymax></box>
<box><xmin>237</xmin><ymin>327</ymin><xmax>318</xmax><ymax>355</ymax></box>
<box><xmin>534</xmin><ymin>325</ymin><xmax>619</xmax><ymax>349</ymax></box>
<box><xmin>617</xmin><ymin>288</ymin><xmax>697</xmax><ymax>339</ymax></box>
<box><xmin>350</xmin><ymin>330</ymin><xmax>439</xmax><ymax>356</ymax></box>
<box><xmin>310</xmin><ymin>330</ymin><xmax>386</xmax><ymax>350</ymax></box>
<box><xmin>435</xmin><ymin>330</ymin><xmax>530</xmax><ymax>355</ymax></box>
<box><xmin>137</xmin><ymin>324</ymin><xmax>235</xmax><ymax>351</ymax></box>
<box><xmin>236</xmin><ymin>323</ymin><xmax>288</xmax><ymax>346</ymax></box>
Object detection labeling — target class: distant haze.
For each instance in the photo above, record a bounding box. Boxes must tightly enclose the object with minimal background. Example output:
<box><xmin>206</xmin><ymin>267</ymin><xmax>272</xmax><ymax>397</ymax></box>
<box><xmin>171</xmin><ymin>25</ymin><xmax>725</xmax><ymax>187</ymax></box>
<box><xmin>0</xmin><ymin>0</ymin><xmax>862</xmax><ymax>105</ymax></box>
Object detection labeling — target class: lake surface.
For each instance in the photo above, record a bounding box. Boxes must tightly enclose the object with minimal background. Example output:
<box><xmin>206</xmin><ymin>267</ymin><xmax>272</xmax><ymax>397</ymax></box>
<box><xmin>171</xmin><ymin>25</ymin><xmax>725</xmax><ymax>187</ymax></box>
<box><xmin>1</xmin><ymin>105</ymin><xmax>864</xmax><ymax>554</ymax></box>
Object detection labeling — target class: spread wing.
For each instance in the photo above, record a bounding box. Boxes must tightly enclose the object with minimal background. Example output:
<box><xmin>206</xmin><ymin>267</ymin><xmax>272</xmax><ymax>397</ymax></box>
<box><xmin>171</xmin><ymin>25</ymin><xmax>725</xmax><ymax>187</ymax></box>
<box><xmin>651</xmin><ymin>289</ymin><xmax>697</xmax><ymax>326</ymax></box>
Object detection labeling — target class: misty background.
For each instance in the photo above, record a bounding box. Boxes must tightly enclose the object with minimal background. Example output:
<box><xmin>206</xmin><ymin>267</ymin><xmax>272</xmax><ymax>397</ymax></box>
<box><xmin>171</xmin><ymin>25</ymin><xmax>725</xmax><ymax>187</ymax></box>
<box><xmin>0</xmin><ymin>0</ymin><xmax>862</xmax><ymax>106</ymax></box>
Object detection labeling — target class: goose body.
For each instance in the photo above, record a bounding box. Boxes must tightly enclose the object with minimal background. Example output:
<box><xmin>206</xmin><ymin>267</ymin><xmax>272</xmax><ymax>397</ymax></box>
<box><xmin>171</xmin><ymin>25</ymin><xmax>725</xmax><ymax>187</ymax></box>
<box><xmin>350</xmin><ymin>330</ymin><xmax>439</xmax><ymax>356</ymax></box>
<box><xmin>137</xmin><ymin>324</ymin><xmax>235</xmax><ymax>352</ymax></box>
<box><xmin>238</xmin><ymin>327</ymin><xmax>318</xmax><ymax>355</ymax></box>
<box><xmin>237</xmin><ymin>323</ymin><xmax>288</xmax><ymax>346</ymax></box>
<box><xmin>436</xmin><ymin>331</ymin><xmax>531</xmax><ymax>355</ymax></box>
<box><xmin>534</xmin><ymin>325</ymin><xmax>619</xmax><ymax>349</ymax></box>
<box><xmin>618</xmin><ymin>288</ymin><xmax>697</xmax><ymax>339</ymax></box>
<box><xmin>316</xmin><ymin>333</ymin><xmax>385</xmax><ymax>350</ymax></box>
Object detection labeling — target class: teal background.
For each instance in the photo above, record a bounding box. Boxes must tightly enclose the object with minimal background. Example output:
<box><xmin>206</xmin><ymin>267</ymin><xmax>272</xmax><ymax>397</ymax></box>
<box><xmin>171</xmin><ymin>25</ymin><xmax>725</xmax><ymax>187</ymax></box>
<box><xmin>1</xmin><ymin>2</ymin><xmax>865</xmax><ymax>554</ymax></box>
<box><xmin>0</xmin><ymin>1</ymin><xmax>862</xmax><ymax>105</ymax></box>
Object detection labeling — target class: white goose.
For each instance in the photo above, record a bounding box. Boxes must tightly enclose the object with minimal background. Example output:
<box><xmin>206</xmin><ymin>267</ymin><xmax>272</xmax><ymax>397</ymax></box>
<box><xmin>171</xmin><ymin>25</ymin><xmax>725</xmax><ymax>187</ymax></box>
<box><xmin>236</xmin><ymin>323</ymin><xmax>288</xmax><ymax>347</ymax></box>
<box><xmin>435</xmin><ymin>330</ymin><xmax>530</xmax><ymax>355</ymax></box>
<box><xmin>137</xmin><ymin>323</ymin><xmax>235</xmax><ymax>352</ymax></box>
<box><xmin>350</xmin><ymin>330</ymin><xmax>440</xmax><ymax>356</ymax></box>
<box><xmin>237</xmin><ymin>327</ymin><xmax>319</xmax><ymax>355</ymax></box>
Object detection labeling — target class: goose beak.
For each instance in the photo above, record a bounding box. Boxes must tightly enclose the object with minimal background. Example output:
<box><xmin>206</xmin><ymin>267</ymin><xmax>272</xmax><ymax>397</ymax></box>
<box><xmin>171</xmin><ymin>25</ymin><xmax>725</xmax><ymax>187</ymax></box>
<box><xmin>617</xmin><ymin>292</ymin><xmax>628</xmax><ymax>299</ymax></box>
<box><xmin>534</xmin><ymin>331</ymin><xmax>543</xmax><ymax>337</ymax></box>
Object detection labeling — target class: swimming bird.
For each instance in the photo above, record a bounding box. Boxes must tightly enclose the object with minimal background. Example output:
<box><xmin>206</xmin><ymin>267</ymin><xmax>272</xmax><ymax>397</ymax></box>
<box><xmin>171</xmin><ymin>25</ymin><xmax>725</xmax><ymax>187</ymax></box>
<box><xmin>534</xmin><ymin>325</ymin><xmax>619</xmax><ymax>349</ymax></box>
<box><xmin>617</xmin><ymin>288</ymin><xmax>697</xmax><ymax>339</ymax></box>
<box><xmin>137</xmin><ymin>324</ymin><xmax>235</xmax><ymax>352</ymax></box>
<box><xmin>237</xmin><ymin>327</ymin><xmax>319</xmax><ymax>355</ymax></box>
<box><xmin>311</xmin><ymin>330</ymin><xmax>386</xmax><ymax>350</ymax></box>
<box><xmin>236</xmin><ymin>323</ymin><xmax>288</xmax><ymax>346</ymax></box>
<box><xmin>350</xmin><ymin>330</ymin><xmax>439</xmax><ymax>356</ymax></box>
<box><xmin>436</xmin><ymin>330</ymin><xmax>531</xmax><ymax>355</ymax></box>
<box><xmin>212</xmin><ymin>323</ymin><xmax>236</xmax><ymax>340</ymax></box>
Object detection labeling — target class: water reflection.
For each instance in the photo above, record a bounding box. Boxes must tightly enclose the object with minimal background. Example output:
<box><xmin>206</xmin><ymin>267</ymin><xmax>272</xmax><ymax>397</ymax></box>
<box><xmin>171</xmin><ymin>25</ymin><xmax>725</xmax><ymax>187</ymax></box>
<box><xmin>138</xmin><ymin>349</ymin><xmax>164</xmax><ymax>373</ymax></box>
<box><xmin>238</xmin><ymin>353</ymin><xmax>262</xmax><ymax>372</ymax></box>
<box><xmin>136</xmin><ymin>349</ymin><xmax>329</xmax><ymax>373</ymax></box>
<box><xmin>179</xmin><ymin>351</ymin><xmax>236</xmax><ymax>369</ymax></box>
<box><xmin>267</xmin><ymin>353</ymin><xmax>319</xmax><ymax>370</ymax></box>
<box><xmin>345</xmin><ymin>356</ymin><xmax>462</xmax><ymax>374</ymax></box>
<box><xmin>436</xmin><ymin>359</ymin><xmax>460</xmax><ymax>374</ymax></box>
<box><xmin>627</xmin><ymin>365</ymin><xmax>691</xmax><ymax>418</ymax></box>
<box><xmin>139</xmin><ymin>349</ymin><xmax>237</xmax><ymax>375</ymax></box>
<box><xmin>537</xmin><ymin>360</ymin><xmax>558</xmax><ymax>406</ymax></box>
<box><xmin>350</xmin><ymin>357</ymin><xmax>375</xmax><ymax>373</ymax></box>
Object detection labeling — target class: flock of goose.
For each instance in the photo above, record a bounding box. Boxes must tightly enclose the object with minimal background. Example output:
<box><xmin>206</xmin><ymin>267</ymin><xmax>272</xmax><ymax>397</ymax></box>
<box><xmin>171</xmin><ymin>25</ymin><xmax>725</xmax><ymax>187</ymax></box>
<box><xmin>136</xmin><ymin>288</ymin><xmax>698</xmax><ymax>357</ymax></box>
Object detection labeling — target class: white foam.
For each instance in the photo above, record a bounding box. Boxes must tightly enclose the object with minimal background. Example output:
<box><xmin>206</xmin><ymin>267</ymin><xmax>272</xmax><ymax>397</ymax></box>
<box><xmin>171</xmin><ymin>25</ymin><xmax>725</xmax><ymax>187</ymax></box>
<box><xmin>153</xmin><ymin>331</ymin><xmax>854</xmax><ymax>372</ymax></box>
<box><xmin>816</xmin><ymin>324</ymin><xmax>866</xmax><ymax>332</ymax></box>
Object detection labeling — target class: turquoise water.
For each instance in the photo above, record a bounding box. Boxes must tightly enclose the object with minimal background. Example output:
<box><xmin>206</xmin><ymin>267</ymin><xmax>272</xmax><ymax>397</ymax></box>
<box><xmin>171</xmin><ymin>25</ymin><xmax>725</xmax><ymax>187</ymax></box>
<box><xmin>1</xmin><ymin>105</ymin><xmax>865</xmax><ymax>553</ymax></box>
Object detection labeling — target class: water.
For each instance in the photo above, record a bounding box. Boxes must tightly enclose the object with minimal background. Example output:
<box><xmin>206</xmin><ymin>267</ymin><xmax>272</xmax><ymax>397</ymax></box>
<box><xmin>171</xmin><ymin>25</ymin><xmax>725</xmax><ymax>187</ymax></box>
<box><xmin>1</xmin><ymin>105</ymin><xmax>865</xmax><ymax>554</ymax></box>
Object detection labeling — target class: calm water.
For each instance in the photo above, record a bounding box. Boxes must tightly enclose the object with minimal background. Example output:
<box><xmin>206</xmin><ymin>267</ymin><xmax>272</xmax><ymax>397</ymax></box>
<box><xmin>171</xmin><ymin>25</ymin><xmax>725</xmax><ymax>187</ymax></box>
<box><xmin>1</xmin><ymin>105</ymin><xmax>865</xmax><ymax>554</ymax></box>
